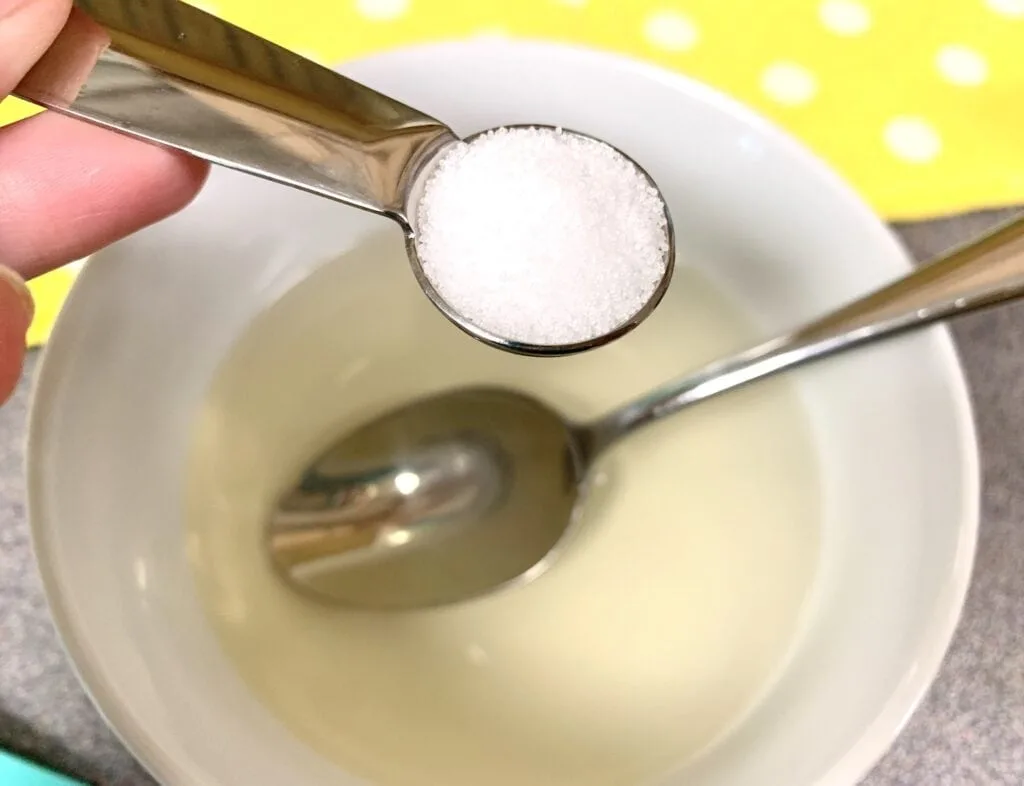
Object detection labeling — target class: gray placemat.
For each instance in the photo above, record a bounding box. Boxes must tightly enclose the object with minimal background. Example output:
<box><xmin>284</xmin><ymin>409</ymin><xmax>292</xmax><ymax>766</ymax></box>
<box><xmin>2</xmin><ymin>210</ymin><xmax>1022</xmax><ymax>785</ymax></box>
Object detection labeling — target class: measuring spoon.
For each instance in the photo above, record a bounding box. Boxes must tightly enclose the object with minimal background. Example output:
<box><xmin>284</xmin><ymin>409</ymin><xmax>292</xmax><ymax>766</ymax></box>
<box><xmin>15</xmin><ymin>0</ymin><xmax>673</xmax><ymax>356</ymax></box>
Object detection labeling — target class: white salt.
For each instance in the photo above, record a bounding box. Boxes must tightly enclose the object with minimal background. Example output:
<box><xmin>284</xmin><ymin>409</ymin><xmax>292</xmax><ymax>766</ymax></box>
<box><xmin>413</xmin><ymin>127</ymin><xmax>670</xmax><ymax>347</ymax></box>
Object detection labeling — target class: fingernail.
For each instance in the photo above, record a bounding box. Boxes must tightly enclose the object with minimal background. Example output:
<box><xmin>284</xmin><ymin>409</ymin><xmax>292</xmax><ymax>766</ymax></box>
<box><xmin>0</xmin><ymin>265</ymin><xmax>34</xmax><ymax>328</ymax></box>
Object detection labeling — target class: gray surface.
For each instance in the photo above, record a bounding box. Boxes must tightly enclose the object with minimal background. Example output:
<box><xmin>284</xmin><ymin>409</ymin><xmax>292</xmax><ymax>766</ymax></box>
<box><xmin>2</xmin><ymin>211</ymin><xmax>1023</xmax><ymax>786</ymax></box>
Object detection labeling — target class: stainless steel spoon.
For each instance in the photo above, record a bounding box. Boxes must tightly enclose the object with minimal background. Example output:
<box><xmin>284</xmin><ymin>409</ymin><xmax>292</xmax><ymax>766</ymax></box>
<box><xmin>268</xmin><ymin>214</ymin><xmax>1024</xmax><ymax>610</ymax></box>
<box><xmin>14</xmin><ymin>0</ymin><xmax>673</xmax><ymax>356</ymax></box>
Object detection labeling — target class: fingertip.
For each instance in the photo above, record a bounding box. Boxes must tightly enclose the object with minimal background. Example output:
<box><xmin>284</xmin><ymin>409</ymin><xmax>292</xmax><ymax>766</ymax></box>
<box><xmin>160</xmin><ymin>148</ymin><xmax>211</xmax><ymax>216</ymax></box>
<box><xmin>118</xmin><ymin>138</ymin><xmax>211</xmax><ymax>229</ymax></box>
<box><xmin>0</xmin><ymin>266</ymin><xmax>31</xmax><ymax>402</ymax></box>
<box><xmin>0</xmin><ymin>265</ymin><xmax>34</xmax><ymax>323</ymax></box>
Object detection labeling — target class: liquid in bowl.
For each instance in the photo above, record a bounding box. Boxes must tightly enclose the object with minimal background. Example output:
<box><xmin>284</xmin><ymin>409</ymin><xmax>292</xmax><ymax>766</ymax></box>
<box><xmin>185</xmin><ymin>233</ymin><xmax>822</xmax><ymax>786</ymax></box>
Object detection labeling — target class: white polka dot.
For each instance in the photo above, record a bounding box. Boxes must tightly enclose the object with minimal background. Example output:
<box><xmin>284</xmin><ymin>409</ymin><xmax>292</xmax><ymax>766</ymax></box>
<box><xmin>986</xmin><ymin>0</ymin><xmax>1024</xmax><ymax>17</ymax></box>
<box><xmin>761</xmin><ymin>62</ymin><xmax>819</xmax><ymax>106</ymax></box>
<box><xmin>644</xmin><ymin>10</ymin><xmax>700</xmax><ymax>52</ymax></box>
<box><xmin>355</xmin><ymin>0</ymin><xmax>409</xmax><ymax>21</ymax></box>
<box><xmin>936</xmin><ymin>45</ymin><xmax>989</xmax><ymax>86</ymax></box>
<box><xmin>884</xmin><ymin>117</ymin><xmax>942</xmax><ymax>163</ymax></box>
<box><xmin>819</xmin><ymin>0</ymin><xmax>872</xmax><ymax>35</ymax></box>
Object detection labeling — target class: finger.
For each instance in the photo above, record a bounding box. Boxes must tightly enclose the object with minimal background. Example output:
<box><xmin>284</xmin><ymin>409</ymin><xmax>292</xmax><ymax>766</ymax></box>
<box><xmin>0</xmin><ymin>111</ymin><xmax>209</xmax><ymax>279</ymax></box>
<box><xmin>0</xmin><ymin>266</ymin><xmax>32</xmax><ymax>403</ymax></box>
<box><xmin>18</xmin><ymin>6</ymin><xmax>111</xmax><ymax>109</ymax></box>
<box><xmin>0</xmin><ymin>0</ymin><xmax>73</xmax><ymax>95</ymax></box>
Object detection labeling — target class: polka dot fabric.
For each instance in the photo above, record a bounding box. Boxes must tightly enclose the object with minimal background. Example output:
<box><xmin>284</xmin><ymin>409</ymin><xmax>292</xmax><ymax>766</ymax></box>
<box><xmin>2</xmin><ymin>0</ymin><xmax>1023</xmax><ymax>345</ymax></box>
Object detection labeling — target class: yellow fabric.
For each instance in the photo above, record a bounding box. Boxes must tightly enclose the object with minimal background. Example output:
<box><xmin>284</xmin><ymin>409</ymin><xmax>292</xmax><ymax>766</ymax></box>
<box><xmin>3</xmin><ymin>0</ymin><xmax>1023</xmax><ymax>346</ymax></box>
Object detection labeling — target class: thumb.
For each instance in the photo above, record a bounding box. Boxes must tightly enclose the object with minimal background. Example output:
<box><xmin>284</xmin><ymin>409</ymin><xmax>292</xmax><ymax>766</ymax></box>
<box><xmin>0</xmin><ymin>265</ymin><xmax>33</xmax><ymax>403</ymax></box>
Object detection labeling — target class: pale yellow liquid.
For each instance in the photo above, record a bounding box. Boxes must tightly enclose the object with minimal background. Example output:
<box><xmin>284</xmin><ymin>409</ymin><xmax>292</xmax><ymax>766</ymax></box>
<box><xmin>186</xmin><ymin>233</ymin><xmax>821</xmax><ymax>786</ymax></box>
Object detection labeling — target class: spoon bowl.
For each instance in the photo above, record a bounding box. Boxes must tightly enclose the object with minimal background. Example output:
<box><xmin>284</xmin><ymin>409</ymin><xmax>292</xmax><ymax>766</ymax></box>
<box><xmin>268</xmin><ymin>388</ymin><xmax>584</xmax><ymax>609</ymax></box>
<box><xmin>402</xmin><ymin>126</ymin><xmax>676</xmax><ymax>356</ymax></box>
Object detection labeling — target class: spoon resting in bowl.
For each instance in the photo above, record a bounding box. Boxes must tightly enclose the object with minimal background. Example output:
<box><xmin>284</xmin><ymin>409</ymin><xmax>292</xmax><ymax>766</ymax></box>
<box><xmin>15</xmin><ymin>0</ymin><xmax>673</xmax><ymax>356</ymax></box>
<box><xmin>267</xmin><ymin>214</ymin><xmax>1024</xmax><ymax>610</ymax></box>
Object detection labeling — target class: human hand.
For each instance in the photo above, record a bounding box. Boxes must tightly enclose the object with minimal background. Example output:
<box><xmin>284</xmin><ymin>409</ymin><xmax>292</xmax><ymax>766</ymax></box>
<box><xmin>0</xmin><ymin>0</ymin><xmax>209</xmax><ymax>404</ymax></box>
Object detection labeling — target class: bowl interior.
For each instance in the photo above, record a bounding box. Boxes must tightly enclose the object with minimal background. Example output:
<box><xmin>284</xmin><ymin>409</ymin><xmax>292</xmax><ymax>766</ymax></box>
<box><xmin>28</xmin><ymin>41</ymin><xmax>977</xmax><ymax>786</ymax></box>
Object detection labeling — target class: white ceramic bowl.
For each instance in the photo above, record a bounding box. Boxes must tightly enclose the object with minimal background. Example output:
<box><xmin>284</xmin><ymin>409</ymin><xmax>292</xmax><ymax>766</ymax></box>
<box><xmin>28</xmin><ymin>41</ymin><xmax>977</xmax><ymax>786</ymax></box>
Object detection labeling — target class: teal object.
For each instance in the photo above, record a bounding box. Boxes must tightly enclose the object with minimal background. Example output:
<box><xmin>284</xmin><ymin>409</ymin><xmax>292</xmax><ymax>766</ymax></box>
<box><xmin>0</xmin><ymin>749</ymin><xmax>87</xmax><ymax>786</ymax></box>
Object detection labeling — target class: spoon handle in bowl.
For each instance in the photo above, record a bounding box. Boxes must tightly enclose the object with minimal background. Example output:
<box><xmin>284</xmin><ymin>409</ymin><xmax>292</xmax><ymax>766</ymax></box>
<box><xmin>14</xmin><ymin>0</ymin><xmax>454</xmax><ymax>219</ymax></box>
<box><xmin>586</xmin><ymin>215</ymin><xmax>1024</xmax><ymax>454</ymax></box>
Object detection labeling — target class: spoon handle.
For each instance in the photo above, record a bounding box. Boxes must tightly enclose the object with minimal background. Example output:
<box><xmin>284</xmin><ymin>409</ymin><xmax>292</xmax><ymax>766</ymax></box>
<box><xmin>586</xmin><ymin>215</ymin><xmax>1024</xmax><ymax>455</ymax></box>
<box><xmin>14</xmin><ymin>0</ymin><xmax>453</xmax><ymax>218</ymax></box>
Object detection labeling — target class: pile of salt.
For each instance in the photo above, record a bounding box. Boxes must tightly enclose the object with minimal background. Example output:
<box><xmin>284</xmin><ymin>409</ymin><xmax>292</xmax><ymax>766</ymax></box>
<box><xmin>414</xmin><ymin>127</ymin><xmax>670</xmax><ymax>347</ymax></box>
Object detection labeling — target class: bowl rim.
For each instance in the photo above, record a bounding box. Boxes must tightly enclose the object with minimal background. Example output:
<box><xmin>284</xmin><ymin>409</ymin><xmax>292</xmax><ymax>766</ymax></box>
<box><xmin>26</xmin><ymin>37</ymin><xmax>980</xmax><ymax>786</ymax></box>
